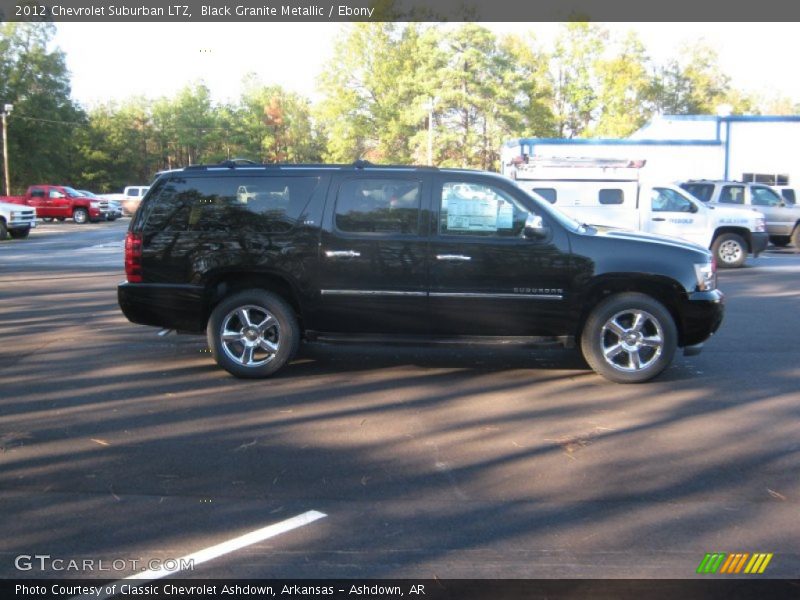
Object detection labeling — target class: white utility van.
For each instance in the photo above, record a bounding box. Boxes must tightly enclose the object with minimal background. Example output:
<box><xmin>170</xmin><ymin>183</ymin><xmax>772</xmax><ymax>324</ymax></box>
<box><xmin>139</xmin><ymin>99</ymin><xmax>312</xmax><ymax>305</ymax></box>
<box><xmin>507</xmin><ymin>157</ymin><xmax>768</xmax><ymax>268</ymax></box>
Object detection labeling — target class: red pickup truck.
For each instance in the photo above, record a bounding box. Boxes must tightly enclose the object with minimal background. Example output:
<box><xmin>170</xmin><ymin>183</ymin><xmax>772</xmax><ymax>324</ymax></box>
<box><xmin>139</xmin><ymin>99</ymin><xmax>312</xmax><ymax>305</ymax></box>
<box><xmin>2</xmin><ymin>185</ymin><xmax>109</xmax><ymax>224</ymax></box>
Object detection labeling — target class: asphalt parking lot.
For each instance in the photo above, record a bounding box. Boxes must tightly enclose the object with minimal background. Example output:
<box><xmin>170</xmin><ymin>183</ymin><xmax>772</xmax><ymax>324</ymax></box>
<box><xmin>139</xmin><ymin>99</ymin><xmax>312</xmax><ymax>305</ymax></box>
<box><xmin>1</xmin><ymin>219</ymin><xmax>798</xmax><ymax>580</ymax></box>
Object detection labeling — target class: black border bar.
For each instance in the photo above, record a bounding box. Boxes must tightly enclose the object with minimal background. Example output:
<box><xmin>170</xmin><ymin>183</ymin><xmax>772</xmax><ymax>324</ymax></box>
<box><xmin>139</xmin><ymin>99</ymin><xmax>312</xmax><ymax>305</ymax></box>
<box><xmin>5</xmin><ymin>579</ymin><xmax>800</xmax><ymax>600</ymax></box>
<box><xmin>3</xmin><ymin>0</ymin><xmax>800</xmax><ymax>22</ymax></box>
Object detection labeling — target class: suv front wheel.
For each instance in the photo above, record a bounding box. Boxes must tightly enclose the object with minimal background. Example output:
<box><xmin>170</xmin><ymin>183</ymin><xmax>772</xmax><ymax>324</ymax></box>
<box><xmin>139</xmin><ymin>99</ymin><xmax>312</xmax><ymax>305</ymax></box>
<box><xmin>580</xmin><ymin>293</ymin><xmax>677</xmax><ymax>383</ymax></box>
<box><xmin>207</xmin><ymin>289</ymin><xmax>300</xmax><ymax>378</ymax></box>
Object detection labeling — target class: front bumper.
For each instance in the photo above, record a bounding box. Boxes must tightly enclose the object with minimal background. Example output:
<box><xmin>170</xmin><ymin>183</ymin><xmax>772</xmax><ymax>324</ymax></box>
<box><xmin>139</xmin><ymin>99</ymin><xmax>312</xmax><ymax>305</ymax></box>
<box><xmin>681</xmin><ymin>289</ymin><xmax>725</xmax><ymax>347</ymax></box>
<box><xmin>751</xmin><ymin>231</ymin><xmax>769</xmax><ymax>256</ymax></box>
<box><xmin>8</xmin><ymin>219</ymin><xmax>35</xmax><ymax>229</ymax></box>
<box><xmin>118</xmin><ymin>281</ymin><xmax>206</xmax><ymax>333</ymax></box>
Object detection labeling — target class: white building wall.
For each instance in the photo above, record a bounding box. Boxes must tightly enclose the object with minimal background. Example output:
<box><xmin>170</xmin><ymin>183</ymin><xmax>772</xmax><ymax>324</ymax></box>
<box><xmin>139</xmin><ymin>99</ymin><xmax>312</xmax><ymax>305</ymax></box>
<box><xmin>726</xmin><ymin>121</ymin><xmax>800</xmax><ymax>184</ymax></box>
<box><xmin>629</xmin><ymin>116</ymin><xmax>719</xmax><ymax>141</ymax></box>
<box><xmin>505</xmin><ymin>116</ymin><xmax>800</xmax><ymax>185</ymax></box>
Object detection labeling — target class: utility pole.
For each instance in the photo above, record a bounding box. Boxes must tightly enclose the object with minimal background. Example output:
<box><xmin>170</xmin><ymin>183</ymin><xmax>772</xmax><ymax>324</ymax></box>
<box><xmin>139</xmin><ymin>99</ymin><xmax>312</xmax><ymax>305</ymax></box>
<box><xmin>2</xmin><ymin>103</ymin><xmax>12</xmax><ymax>196</ymax></box>
<box><xmin>427</xmin><ymin>98</ymin><xmax>434</xmax><ymax>166</ymax></box>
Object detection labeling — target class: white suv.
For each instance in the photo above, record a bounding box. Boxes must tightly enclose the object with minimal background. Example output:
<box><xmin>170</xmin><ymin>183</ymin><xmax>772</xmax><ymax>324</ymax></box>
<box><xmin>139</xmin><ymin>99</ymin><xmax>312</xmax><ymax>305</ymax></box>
<box><xmin>680</xmin><ymin>181</ymin><xmax>800</xmax><ymax>248</ymax></box>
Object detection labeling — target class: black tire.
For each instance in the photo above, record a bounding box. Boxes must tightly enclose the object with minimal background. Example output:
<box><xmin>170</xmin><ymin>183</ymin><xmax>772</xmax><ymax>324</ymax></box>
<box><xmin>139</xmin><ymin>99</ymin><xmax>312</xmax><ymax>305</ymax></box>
<box><xmin>0</xmin><ymin>219</ymin><xmax>7</xmax><ymax>241</ymax></box>
<box><xmin>791</xmin><ymin>226</ymin><xmax>800</xmax><ymax>249</ymax></box>
<box><xmin>9</xmin><ymin>227</ymin><xmax>30</xmax><ymax>239</ymax></box>
<box><xmin>711</xmin><ymin>233</ymin><xmax>747</xmax><ymax>269</ymax></box>
<box><xmin>73</xmin><ymin>207</ymin><xmax>89</xmax><ymax>224</ymax></box>
<box><xmin>42</xmin><ymin>217</ymin><xmax>54</xmax><ymax>223</ymax></box>
<box><xmin>56</xmin><ymin>217</ymin><xmax>66</xmax><ymax>222</ymax></box>
<box><xmin>580</xmin><ymin>292</ymin><xmax>677</xmax><ymax>384</ymax></box>
<box><xmin>206</xmin><ymin>289</ymin><xmax>300</xmax><ymax>379</ymax></box>
<box><xmin>769</xmin><ymin>235</ymin><xmax>790</xmax><ymax>247</ymax></box>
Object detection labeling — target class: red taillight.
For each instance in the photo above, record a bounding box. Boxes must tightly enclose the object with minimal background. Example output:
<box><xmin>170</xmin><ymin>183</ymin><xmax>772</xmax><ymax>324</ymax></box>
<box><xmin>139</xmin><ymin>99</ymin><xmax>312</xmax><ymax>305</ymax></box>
<box><xmin>125</xmin><ymin>232</ymin><xmax>143</xmax><ymax>283</ymax></box>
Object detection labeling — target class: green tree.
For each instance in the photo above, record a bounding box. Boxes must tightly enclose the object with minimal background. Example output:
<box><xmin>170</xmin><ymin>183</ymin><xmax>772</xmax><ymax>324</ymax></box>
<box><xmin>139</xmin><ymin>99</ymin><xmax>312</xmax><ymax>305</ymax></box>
<box><xmin>550</xmin><ymin>22</ymin><xmax>607</xmax><ymax>138</ymax></box>
<box><xmin>652</xmin><ymin>43</ymin><xmax>744</xmax><ymax>115</ymax></box>
<box><xmin>0</xmin><ymin>22</ymin><xmax>85</xmax><ymax>191</ymax></box>
<box><xmin>592</xmin><ymin>31</ymin><xmax>655</xmax><ymax>137</ymax></box>
<box><xmin>499</xmin><ymin>32</ymin><xmax>557</xmax><ymax>139</ymax></box>
<box><xmin>316</xmin><ymin>23</ymin><xmax>441</xmax><ymax>164</ymax></box>
<box><xmin>237</xmin><ymin>75</ymin><xmax>322</xmax><ymax>163</ymax></box>
<box><xmin>434</xmin><ymin>24</ymin><xmax>518</xmax><ymax>170</ymax></box>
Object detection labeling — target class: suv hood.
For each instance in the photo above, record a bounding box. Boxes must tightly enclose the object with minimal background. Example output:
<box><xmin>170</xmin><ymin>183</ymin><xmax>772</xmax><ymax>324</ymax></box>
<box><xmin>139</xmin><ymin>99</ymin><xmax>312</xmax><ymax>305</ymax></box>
<box><xmin>591</xmin><ymin>226</ymin><xmax>709</xmax><ymax>253</ymax></box>
<box><xmin>0</xmin><ymin>200</ymin><xmax>33</xmax><ymax>211</ymax></box>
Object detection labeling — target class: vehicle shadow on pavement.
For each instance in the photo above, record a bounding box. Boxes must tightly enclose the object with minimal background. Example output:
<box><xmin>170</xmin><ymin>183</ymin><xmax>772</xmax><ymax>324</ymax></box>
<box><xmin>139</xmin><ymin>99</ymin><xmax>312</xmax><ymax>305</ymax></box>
<box><xmin>0</xmin><ymin>269</ymin><xmax>798</xmax><ymax>578</ymax></box>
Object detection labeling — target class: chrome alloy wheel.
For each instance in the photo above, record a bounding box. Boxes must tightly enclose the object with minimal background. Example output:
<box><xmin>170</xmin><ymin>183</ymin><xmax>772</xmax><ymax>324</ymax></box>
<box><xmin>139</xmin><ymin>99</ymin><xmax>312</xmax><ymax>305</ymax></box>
<box><xmin>600</xmin><ymin>309</ymin><xmax>664</xmax><ymax>373</ymax></box>
<box><xmin>717</xmin><ymin>239</ymin><xmax>743</xmax><ymax>265</ymax></box>
<box><xmin>220</xmin><ymin>305</ymin><xmax>281</xmax><ymax>367</ymax></box>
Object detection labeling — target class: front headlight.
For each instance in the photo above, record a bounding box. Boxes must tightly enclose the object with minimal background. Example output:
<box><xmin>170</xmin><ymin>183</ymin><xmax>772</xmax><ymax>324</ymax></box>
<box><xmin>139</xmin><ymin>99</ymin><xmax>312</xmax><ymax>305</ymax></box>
<box><xmin>10</xmin><ymin>211</ymin><xmax>20</xmax><ymax>220</ymax></box>
<box><xmin>694</xmin><ymin>261</ymin><xmax>717</xmax><ymax>291</ymax></box>
<box><xmin>90</xmin><ymin>201</ymin><xmax>101</xmax><ymax>208</ymax></box>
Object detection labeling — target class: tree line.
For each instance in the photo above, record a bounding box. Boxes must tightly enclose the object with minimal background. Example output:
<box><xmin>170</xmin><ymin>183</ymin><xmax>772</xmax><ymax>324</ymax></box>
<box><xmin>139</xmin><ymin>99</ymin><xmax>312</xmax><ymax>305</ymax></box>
<box><xmin>0</xmin><ymin>21</ymin><xmax>796</xmax><ymax>194</ymax></box>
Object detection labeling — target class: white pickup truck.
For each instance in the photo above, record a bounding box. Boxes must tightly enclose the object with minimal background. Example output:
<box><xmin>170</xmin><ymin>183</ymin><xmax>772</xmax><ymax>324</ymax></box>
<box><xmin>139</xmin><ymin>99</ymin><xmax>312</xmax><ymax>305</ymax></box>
<box><xmin>102</xmin><ymin>185</ymin><xmax>150</xmax><ymax>216</ymax></box>
<box><xmin>0</xmin><ymin>199</ymin><xmax>36</xmax><ymax>240</ymax></box>
<box><xmin>507</xmin><ymin>158</ymin><xmax>768</xmax><ymax>268</ymax></box>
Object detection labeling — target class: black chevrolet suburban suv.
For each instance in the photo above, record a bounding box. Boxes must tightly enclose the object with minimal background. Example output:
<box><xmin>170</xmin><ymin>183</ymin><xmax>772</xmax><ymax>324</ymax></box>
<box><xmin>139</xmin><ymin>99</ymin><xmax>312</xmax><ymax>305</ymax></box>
<box><xmin>119</xmin><ymin>161</ymin><xmax>724</xmax><ymax>383</ymax></box>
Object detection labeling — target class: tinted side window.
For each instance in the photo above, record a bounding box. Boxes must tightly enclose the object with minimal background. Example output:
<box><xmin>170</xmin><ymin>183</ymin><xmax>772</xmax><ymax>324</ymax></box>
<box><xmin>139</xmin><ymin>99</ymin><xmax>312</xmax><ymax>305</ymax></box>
<box><xmin>30</xmin><ymin>188</ymin><xmax>45</xmax><ymax>198</ymax></box>
<box><xmin>599</xmin><ymin>189</ymin><xmax>623</xmax><ymax>205</ymax></box>
<box><xmin>143</xmin><ymin>176</ymin><xmax>319</xmax><ymax>233</ymax></box>
<box><xmin>440</xmin><ymin>181</ymin><xmax>531</xmax><ymax>237</ymax></box>
<box><xmin>719</xmin><ymin>186</ymin><xmax>744</xmax><ymax>204</ymax></box>
<box><xmin>680</xmin><ymin>183</ymin><xmax>713</xmax><ymax>202</ymax></box>
<box><xmin>335</xmin><ymin>178</ymin><xmax>421</xmax><ymax>234</ymax></box>
<box><xmin>781</xmin><ymin>189</ymin><xmax>796</xmax><ymax>205</ymax></box>
<box><xmin>533</xmin><ymin>188</ymin><xmax>557</xmax><ymax>204</ymax></box>
<box><xmin>751</xmin><ymin>186</ymin><xmax>782</xmax><ymax>207</ymax></box>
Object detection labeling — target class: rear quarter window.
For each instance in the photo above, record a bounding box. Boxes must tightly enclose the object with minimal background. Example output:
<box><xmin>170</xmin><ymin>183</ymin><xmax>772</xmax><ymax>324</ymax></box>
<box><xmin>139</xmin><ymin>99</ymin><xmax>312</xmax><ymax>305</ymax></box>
<box><xmin>141</xmin><ymin>175</ymin><xmax>320</xmax><ymax>234</ymax></box>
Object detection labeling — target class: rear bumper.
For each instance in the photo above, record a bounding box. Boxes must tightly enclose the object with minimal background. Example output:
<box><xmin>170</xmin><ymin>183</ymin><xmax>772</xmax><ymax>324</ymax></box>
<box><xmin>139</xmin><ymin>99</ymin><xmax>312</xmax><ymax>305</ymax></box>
<box><xmin>681</xmin><ymin>289</ymin><xmax>725</xmax><ymax>347</ymax></box>
<box><xmin>751</xmin><ymin>231</ymin><xmax>769</xmax><ymax>256</ymax></box>
<box><xmin>118</xmin><ymin>281</ymin><xmax>206</xmax><ymax>332</ymax></box>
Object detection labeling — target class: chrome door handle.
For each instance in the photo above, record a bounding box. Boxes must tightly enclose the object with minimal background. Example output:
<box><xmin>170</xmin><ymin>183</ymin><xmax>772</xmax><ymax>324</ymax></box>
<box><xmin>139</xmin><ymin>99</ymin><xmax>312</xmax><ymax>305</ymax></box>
<box><xmin>436</xmin><ymin>254</ymin><xmax>472</xmax><ymax>261</ymax></box>
<box><xmin>325</xmin><ymin>250</ymin><xmax>361</xmax><ymax>258</ymax></box>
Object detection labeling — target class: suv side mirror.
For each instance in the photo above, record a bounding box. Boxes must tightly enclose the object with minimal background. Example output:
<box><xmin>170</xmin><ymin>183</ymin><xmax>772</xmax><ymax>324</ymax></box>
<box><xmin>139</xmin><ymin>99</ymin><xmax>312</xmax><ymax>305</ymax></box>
<box><xmin>524</xmin><ymin>214</ymin><xmax>549</xmax><ymax>239</ymax></box>
<box><xmin>689</xmin><ymin>202</ymin><xmax>699</xmax><ymax>213</ymax></box>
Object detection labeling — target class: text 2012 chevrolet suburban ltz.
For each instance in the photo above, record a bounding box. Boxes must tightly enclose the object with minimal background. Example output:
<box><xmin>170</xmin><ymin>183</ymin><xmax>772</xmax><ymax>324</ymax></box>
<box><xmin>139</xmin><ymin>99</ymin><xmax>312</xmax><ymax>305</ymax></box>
<box><xmin>118</xmin><ymin>162</ymin><xmax>724</xmax><ymax>383</ymax></box>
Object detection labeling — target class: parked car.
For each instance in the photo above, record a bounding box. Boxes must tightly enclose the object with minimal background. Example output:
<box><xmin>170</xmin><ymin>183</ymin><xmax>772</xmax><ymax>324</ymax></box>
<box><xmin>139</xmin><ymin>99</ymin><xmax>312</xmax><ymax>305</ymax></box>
<box><xmin>77</xmin><ymin>190</ymin><xmax>122</xmax><ymax>221</ymax></box>
<box><xmin>1</xmin><ymin>185</ymin><xmax>108</xmax><ymax>224</ymax></box>
<box><xmin>119</xmin><ymin>161</ymin><xmax>724</xmax><ymax>384</ymax></box>
<box><xmin>679</xmin><ymin>180</ymin><xmax>800</xmax><ymax>248</ymax></box>
<box><xmin>0</xmin><ymin>199</ymin><xmax>36</xmax><ymax>239</ymax></box>
<box><xmin>103</xmin><ymin>185</ymin><xmax>150</xmax><ymax>216</ymax></box>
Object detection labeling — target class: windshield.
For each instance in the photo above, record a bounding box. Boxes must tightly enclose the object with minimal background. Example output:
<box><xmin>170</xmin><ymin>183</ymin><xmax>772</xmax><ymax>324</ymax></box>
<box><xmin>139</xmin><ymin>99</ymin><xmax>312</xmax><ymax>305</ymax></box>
<box><xmin>64</xmin><ymin>187</ymin><xmax>81</xmax><ymax>197</ymax></box>
<box><xmin>77</xmin><ymin>190</ymin><xmax>98</xmax><ymax>198</ymax></box>
<box><xmin>513</xmin><ymin>182</ymin><xmax>588</xmax><ymax>233</ymax></box>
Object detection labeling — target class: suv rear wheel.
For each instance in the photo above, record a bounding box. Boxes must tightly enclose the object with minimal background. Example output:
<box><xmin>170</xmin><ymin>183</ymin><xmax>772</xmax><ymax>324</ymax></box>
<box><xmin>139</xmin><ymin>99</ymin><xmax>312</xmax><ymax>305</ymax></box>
<box><xmin>791</xmin><ymin>226</ymin><xmax>800</xmax><ymax>249</ymax></box>
<box><xmin>711</xmin><ymin>233</ymin><xmax>746</xmax><ymax>269</ymax></box>
<box><xmin>581</xmin><ymin>293</ymin><xmax>677</xmax><ymax>383</ymax></box>
<box><xmin>207</xmin><ymin>289</ymin><xmax>299</xmax><ymax>378</ymax></box>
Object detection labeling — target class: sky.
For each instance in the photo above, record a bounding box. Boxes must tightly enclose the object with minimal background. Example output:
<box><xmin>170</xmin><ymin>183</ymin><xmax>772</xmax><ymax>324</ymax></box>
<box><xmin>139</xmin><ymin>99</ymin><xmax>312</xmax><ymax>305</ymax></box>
<box><xmin>53</xmin><ymin>22</ymin><xmax>800</xmax><ymax>110</ymax></box>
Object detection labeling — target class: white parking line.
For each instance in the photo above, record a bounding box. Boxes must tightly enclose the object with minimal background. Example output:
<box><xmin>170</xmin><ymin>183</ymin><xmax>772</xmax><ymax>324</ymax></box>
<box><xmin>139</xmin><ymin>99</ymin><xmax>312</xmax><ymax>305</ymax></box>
<box><xmin>72</xmin><ymin>510</ymin><xmax>327</xmax><ymax>600</ymax></box>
